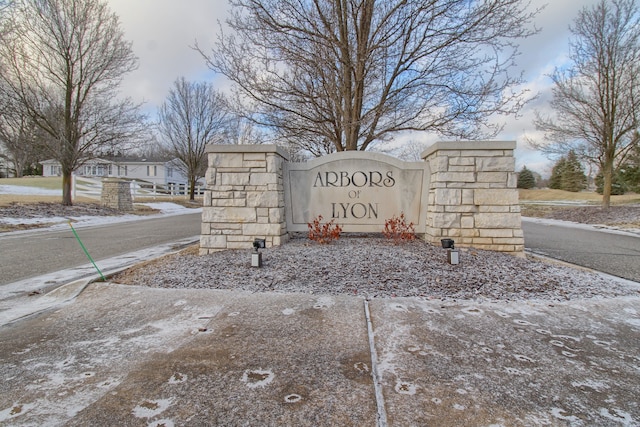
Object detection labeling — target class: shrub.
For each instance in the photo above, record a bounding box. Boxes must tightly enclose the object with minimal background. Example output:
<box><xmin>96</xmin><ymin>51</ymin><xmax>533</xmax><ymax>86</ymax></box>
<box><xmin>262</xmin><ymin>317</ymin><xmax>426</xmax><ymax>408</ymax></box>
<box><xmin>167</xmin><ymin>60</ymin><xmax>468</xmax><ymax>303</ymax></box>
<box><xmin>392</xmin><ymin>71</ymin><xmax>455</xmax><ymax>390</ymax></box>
<box><xmin>517</xmin><ymin>166</ymin><xmax>536</xmax><ymax>189</ymax></box>
<box><xmin>383</xmin><ymin>212</ymin><xmax>416</xmax><ymax>244</ymax></box>
<box><xmin>307</xmin><ymin>215</ymin><xmax>342</xmax><ymax>244</ymax></box>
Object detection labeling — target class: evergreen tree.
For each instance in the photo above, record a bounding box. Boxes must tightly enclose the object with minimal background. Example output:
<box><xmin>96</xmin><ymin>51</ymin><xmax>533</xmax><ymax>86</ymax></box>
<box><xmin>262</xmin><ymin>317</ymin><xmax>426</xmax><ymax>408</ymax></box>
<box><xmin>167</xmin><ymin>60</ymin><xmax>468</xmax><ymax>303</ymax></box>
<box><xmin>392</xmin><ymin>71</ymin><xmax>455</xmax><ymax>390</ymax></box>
<box><xmin>596</xmin><ymin>171</ymin><xmax>627</xmax><ymax>195</ymax></box>
<box><xmin>561</xmin><ymin>150</ymin><xmax>588</xmax><ymax>192</ymax></box>
<box><xmin>517</xmin><ymin>166</ymin><xmax>536</xmax><ymax>189</ymax></box>
<box><xmin>548</xmin><ymin>151</ymin><xmax>588</xmax><ymax>192</ymax></box>
<box><xmin>619</xmin><ymin>144</ymin><xmax>640</xmax><ymax>193</ymax></box>
<box><xmin>549</xmin><ymin>157</ymin><xmax>567</xmax><ymax>190</ymax></box>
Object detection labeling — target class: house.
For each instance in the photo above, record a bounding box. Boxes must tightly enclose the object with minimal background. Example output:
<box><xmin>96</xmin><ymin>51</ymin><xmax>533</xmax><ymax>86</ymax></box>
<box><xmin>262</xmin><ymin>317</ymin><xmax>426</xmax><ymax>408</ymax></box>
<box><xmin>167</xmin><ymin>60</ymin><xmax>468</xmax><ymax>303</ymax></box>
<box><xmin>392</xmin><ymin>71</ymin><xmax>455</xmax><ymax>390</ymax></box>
<box><xmin>40</xmin><ymin>156</ymin><xmax>192</xmax><ymax>188</ymax></box>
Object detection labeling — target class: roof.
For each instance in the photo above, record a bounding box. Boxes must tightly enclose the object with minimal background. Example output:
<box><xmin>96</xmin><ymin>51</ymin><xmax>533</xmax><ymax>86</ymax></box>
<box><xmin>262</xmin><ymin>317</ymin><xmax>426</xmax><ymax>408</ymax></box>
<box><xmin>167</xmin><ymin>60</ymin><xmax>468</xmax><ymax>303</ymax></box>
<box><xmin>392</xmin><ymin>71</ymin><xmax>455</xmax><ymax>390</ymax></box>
<box><xmin>102</xmin><ymin>156</ymin><xmax>175</xmax><ymax>164</ymax></box>
<box><xmin>40</xmin><ymin>156</ymin><xmax>180</xmax><ymax>166</ymax></box>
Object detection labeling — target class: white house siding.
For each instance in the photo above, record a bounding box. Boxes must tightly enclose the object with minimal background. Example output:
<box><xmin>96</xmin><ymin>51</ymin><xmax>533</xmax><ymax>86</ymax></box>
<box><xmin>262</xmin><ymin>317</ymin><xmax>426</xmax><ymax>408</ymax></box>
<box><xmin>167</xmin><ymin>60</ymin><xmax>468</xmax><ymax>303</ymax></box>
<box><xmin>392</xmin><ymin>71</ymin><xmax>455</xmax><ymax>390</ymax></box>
<box><xmin>40</xmin><ymin>157</ymin><xmax>191</xmax><ymax>187</ymax></box>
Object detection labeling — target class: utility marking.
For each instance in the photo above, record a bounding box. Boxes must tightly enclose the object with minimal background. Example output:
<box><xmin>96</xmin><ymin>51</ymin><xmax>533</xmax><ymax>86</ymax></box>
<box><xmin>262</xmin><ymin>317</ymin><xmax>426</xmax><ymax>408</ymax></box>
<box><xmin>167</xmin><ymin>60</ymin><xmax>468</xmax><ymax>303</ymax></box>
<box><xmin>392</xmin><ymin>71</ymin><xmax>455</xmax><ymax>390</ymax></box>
<box><xmin>364</xmin><ymin>299</ymin><xmax>388</xmax><ymax>427</ymax></box>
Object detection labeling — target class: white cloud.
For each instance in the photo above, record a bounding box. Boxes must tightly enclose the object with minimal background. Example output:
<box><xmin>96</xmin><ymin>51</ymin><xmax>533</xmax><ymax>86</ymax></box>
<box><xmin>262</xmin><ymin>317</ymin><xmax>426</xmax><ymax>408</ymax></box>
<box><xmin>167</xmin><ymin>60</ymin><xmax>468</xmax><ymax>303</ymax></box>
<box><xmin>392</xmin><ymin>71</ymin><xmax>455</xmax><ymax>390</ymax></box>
<box><xmin>107</xmin><ymin>0</ymin><xmax>228</xmax><ymax>110</ymax></box>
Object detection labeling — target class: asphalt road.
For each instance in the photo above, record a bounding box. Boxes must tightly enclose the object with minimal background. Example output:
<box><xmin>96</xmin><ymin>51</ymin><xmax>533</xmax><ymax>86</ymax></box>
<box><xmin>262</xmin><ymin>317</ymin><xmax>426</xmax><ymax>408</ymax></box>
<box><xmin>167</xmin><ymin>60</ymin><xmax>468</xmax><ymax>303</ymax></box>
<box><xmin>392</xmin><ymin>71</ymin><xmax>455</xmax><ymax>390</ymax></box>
<box><xmin>0</xmin><ymin>212</ymin><xmax>201</xmax><ymax>286</ymax></box>
<box><xmin>522</xmin><ymin>218</ymin><xmax>640</xmax><ymax>283</ymax></box>
<box><xmin>2</xmin><ymin>213</ymin><xmax>638</xmax><ymax>288</ymax></box>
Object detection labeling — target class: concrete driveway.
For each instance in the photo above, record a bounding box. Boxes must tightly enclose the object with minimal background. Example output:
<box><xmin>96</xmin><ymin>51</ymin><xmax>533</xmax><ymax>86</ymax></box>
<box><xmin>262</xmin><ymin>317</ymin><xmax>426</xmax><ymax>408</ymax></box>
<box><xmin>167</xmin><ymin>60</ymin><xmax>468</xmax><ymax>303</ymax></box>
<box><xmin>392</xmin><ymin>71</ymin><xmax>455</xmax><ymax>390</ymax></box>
<box><xmin>1</xmin><ymin>282</ymin><xmax>639</xmax><ymax>426</ymax></box>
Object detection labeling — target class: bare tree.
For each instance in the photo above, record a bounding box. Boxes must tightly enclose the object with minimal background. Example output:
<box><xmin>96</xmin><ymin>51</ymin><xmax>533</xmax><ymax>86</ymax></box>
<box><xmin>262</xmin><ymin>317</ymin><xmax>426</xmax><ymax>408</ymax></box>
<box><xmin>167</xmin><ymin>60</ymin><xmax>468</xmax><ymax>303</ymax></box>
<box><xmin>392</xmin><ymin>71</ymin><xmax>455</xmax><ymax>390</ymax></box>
<box><xmin>0</xmin><ymin>1</ymin><xmax>12</xmax><ymax>34</ymax></box>
<box><xmin>0</xmin><ymin>0</ymin><xmax>145</xmax><ymax>205</ymax></box>
<box><xmin>0</xmin><ymin>96</ymin><xmax>41</xmax><ymax>177</ymax></box>
<box><xmin>393</xmin><ymin>140</ymin><xmax>431</xmax><ymax>162</ymax></box>
<box><xmin>198</xmin><ymin>0</ymin><xmax>539</xmax><ymax>155</ymax></box>
<box><xmin>533</xmin><ymin>0</ymin><xmax>640</xmax><ymax>208</ymax></box>
<box><xmin>222</xmin><ymin>99</ymin><xmax>271</xmax><ymax>146</ymax></box>
<box><xmin>157</xmin><ymin>77</ymin><xmax>228</xmax><ymax>200</ymax></box>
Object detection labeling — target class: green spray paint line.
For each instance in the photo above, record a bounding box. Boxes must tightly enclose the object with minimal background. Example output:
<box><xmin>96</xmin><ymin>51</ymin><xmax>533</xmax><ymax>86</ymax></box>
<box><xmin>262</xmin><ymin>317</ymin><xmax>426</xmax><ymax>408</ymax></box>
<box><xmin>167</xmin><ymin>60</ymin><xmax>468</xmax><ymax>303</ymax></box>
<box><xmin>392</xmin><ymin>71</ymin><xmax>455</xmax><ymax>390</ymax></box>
<box><xmin>68</xmin><ymin>221</ymin><xmax>106</xmax><ymax>281</ymax></box>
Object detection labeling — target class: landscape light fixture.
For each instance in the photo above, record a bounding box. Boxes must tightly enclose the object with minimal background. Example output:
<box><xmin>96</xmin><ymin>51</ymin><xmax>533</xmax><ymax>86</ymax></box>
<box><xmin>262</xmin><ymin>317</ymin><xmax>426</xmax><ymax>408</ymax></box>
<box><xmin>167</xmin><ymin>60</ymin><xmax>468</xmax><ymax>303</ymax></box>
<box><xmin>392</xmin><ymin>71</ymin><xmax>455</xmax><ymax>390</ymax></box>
<box><xmin>441</xmin><ymin>239</ymin><xmax>455</xmax><ymax>249</ymax></box>
<box><xmin>440</xmin><ymin>239</ymin><xmax>459</xmax><ymax>265</ymax></box>
<box><xmin>251</xmin><ymin>238</ymin><xmax>266</xmax><ymax>268</ymax></box>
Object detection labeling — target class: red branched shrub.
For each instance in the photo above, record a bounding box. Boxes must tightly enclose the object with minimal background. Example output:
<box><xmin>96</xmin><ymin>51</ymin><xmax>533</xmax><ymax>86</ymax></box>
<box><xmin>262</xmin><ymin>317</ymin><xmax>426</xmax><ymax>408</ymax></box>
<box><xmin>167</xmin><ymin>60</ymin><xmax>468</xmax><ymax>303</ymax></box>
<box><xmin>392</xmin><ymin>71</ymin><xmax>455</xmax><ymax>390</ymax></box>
<box><xmin>307</xmin><ymin>215</ymin><xmax>342</xmax><ymax>244</ymax></box>
<box><xmin>383</xmin><ymin>212</ymin><xmax>416</xmax><ymax>244</ymax></box>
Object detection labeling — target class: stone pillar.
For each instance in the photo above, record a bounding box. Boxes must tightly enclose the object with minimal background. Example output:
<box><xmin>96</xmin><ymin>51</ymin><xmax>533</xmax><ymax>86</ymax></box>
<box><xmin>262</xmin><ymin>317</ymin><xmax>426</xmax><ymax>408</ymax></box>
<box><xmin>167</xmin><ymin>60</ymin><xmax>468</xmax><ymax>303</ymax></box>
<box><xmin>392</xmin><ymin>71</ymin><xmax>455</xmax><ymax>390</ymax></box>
<box><xmin>101</xmin><ymin>178</ymin><xmax>133</xmax><ymax>211</ymax></box>
<box><xmin>421</xmin><ymin>141</ymin><xmax>524</xmax><ymax>256</ymax></box>
<box><xmin>200</xmin><ymin>145</ymin><xmax>289</xmax><ymax>255</ymax></box>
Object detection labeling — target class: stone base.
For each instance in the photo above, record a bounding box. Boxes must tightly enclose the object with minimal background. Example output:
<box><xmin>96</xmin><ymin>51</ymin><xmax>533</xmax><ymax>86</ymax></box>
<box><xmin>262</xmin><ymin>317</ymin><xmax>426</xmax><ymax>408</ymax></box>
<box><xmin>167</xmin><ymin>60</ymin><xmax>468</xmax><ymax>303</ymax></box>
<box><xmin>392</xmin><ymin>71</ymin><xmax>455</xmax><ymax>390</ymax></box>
<box><xmin>200</xmin><ymin>145</ymin><xmax>289</xmax><ymax>253</ymax></box>
<box><xmin>101</xmin><ymin>178</ymin><xmax>133</xmax><ymax>211</ymax></box>
<box><xmin>421</xmin><ymin>141</ymin><xmax>524</xmax><ymax>257</ymax></box>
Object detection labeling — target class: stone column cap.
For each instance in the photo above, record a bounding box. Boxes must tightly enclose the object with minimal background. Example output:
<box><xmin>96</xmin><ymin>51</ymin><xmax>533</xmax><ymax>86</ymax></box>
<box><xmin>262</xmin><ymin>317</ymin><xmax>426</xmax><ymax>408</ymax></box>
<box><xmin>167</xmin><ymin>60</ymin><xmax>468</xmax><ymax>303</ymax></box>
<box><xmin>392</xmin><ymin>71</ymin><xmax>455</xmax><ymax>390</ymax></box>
<box><xmin>205</xmin><ymin>144</ymin><xmax>289</xmax><ymax>160</ymax></box>
<box><xmin>421</xmin><ymin>141</ymin><xmax>516</xmax><ymax>159</ymax></box>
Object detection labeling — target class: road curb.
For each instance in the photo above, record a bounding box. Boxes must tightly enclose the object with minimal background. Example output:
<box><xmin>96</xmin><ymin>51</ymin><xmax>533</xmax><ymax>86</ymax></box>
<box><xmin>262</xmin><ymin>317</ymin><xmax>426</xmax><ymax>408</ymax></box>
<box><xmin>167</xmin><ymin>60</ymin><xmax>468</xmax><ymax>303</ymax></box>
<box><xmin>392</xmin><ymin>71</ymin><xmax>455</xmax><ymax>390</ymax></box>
<box><xmin>0</xmin><ymin>278</ymin><xmax>93</xmax><ymax>326</ymax></box>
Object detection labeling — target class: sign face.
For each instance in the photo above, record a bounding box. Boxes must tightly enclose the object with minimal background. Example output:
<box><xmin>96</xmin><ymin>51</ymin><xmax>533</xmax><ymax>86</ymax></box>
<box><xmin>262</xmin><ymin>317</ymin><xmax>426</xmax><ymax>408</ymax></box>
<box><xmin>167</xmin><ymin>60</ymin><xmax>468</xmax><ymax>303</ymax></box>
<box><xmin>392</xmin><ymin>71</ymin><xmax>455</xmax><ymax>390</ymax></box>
<box><xmin>284</xmin><ymin>152</ymin><xmax>429</xmax><ymax>232</ymax></box>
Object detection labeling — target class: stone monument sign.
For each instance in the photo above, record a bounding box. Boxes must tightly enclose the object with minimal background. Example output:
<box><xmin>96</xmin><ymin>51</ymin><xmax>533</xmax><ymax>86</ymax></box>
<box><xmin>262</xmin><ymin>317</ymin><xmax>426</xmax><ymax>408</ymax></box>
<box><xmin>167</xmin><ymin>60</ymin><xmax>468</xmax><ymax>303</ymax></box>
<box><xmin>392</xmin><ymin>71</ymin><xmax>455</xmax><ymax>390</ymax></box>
<box><xmin>200</xmin><ymin>141</ymin><xmax>524</xmax><ymax>256</ymax></box>
<box><xmin>284</xmin><ymin>152</ymin><xmax>429</xmax><ymax>232</ymax></box>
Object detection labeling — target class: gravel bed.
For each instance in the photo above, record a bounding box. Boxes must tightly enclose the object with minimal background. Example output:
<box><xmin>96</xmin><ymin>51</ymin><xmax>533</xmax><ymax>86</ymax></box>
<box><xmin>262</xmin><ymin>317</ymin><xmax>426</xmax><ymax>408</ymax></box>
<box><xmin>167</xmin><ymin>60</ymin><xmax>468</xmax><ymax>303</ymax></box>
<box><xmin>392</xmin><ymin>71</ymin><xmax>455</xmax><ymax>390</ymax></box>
<box><xmin>112</xmin><ymin>236</ymin><xmax>639</xmax><ymax>302</ymax></box>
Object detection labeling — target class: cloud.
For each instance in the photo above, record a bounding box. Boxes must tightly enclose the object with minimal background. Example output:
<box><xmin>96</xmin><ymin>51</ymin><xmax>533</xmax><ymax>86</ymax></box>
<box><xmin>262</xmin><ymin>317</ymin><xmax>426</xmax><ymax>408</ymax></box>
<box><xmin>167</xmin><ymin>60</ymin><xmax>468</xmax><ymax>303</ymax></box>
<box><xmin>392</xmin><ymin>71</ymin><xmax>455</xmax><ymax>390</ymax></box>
<box><xmin>106</xmin><ymin>0</ymin><xmax>602</xmax><ymax>177</ymax></box>
<box><xmin>108</xmin><ymin>0</ymin><xmax>227</xmax><ymax>109</ymax></box>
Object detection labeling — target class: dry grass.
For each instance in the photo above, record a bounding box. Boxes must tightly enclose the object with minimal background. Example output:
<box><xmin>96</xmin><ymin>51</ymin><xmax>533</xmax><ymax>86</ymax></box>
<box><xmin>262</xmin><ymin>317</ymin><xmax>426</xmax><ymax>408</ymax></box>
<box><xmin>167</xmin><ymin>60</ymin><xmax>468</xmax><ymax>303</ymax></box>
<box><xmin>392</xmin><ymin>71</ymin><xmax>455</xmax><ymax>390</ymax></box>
<box><xmin>519</xmin><ymin>189</ymin><xmax>640</xmax><ymax>204</ymax></box>
<box><xmin>179</xmin><ymin>244</ymin><xmax>201</xmax><ymax>256</ymax></box>
<box><xmin>0</xmin><ymin>221</ymin><xmax>58</xmax><ymax>233</ymax></box>
<box><xmin>0</xmin><ymin>176</ymin><xmax>62</xmax><ymax>190</ymax></box>
<box><xmin>131</xmin><ymin>204</ymin><xmax>162</xmax><ymax>215</ymax></box>
<box><xmin>520</xmin><ymin>204</ymin><xmax>575</xmax><ymax>218</ymax></box>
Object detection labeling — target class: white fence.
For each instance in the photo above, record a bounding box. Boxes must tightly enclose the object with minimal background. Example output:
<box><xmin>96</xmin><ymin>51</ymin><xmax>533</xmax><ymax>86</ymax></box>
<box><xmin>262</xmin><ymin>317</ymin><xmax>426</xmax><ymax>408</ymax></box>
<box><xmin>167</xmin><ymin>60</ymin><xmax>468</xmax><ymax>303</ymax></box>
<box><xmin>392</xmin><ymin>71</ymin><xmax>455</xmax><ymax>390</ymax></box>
<box><xmin>130</xmin><ymin>181</ymin><xmax>205</xmax><ymax>199</ymax></box>
<box><xmin>71</xmin><ymin>176</ymin><xmax>204</xmax><ymax>201</ymax></box>
<box><xmin>72</xmin><ymin>176</ymin><xmax>102</xmax><ymax>200</ymax></box>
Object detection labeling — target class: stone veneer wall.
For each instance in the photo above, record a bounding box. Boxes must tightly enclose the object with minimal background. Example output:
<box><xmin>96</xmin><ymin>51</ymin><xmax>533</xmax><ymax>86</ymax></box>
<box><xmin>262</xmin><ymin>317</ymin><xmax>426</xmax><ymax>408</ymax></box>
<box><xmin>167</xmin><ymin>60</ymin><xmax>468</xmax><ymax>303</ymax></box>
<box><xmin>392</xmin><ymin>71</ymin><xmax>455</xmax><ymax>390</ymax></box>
<box><xmin>101</xmin><ymin>178</ymin><xmax>133</xmax><ymax>211</ymax></box>
<box><xmin>200</xmin><ymin>145</ymin><xmax>289</xmax><ymax>255</ymax></box>
<box><xmin>421</xmin><ymin>141</ymin><xmax>524</xmax><ymax>256</ymax></box>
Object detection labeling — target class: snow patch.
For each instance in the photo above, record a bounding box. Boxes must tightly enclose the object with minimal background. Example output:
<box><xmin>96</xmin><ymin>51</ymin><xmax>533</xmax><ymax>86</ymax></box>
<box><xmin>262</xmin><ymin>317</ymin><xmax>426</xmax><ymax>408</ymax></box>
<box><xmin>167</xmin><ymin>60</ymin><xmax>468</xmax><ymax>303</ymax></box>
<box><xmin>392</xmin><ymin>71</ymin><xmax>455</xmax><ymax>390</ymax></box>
<box><xmin>241</xmin><ymin>369</ymin><xmax>275</xmax><ymax>389</ymax></box>
<box><xmin>0</xmin><ymin>403</ymin><xmax>36</xmax><ymax>421</ymax></box>
<box><xmin>0</xmin><ymin>184</ymin><xmax>61</xmax><ymax>195</ymax></box>
<box><xmin>132</xmin><ymin>398</ymin><xmax>173</xmax><ymax>418</ymax></box>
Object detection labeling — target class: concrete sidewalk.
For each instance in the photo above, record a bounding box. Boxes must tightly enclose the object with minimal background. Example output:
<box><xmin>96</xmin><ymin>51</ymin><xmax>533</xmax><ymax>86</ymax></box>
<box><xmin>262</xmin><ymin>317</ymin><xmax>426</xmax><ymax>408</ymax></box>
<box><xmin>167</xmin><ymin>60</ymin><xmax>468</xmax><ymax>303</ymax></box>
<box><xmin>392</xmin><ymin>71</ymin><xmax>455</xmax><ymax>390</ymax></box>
<box><xmin>1</xmin><ymin>282</ymin><xmax>639</xmax><ymax>426</ymax></box>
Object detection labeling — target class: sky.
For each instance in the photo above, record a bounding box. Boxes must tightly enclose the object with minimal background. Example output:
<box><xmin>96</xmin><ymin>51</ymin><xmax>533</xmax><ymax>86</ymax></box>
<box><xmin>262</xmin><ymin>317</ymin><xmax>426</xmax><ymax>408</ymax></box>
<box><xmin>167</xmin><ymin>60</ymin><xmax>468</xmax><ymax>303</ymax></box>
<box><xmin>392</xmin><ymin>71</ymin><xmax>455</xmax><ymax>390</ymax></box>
<box><xmin>107</xmin><ymin>0</ymin><xmax>602</xmax><ymax>177</ymax></box>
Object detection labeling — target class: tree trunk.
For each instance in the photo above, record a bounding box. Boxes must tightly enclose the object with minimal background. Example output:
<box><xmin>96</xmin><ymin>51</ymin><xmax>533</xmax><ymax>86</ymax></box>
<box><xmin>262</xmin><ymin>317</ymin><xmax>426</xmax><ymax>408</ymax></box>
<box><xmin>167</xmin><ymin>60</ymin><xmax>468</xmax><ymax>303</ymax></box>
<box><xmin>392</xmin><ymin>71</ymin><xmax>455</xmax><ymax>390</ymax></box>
<box><xmin>62</xmin><ymin>171</ymin><xmax>73</xmax><ymax>206</ymax></box>
<box><xmin>601</xmin><ymin>158</ymin><xmax>613</xmax><ymax>209</ymax></box>
<box><xmin>189</xmin><ymin>176</ymin><xmax>196</xmax><ymax>201</ymax></box>
<box><xmin>12</xmin><ymin>159</ymin><xmax>23</xmax><ymax>178</ymax></box>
